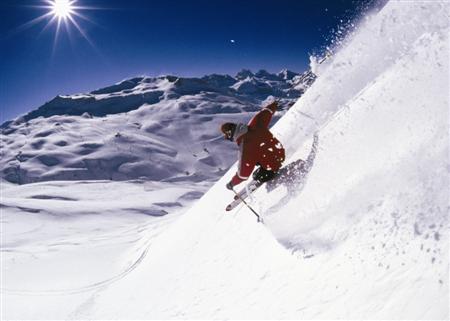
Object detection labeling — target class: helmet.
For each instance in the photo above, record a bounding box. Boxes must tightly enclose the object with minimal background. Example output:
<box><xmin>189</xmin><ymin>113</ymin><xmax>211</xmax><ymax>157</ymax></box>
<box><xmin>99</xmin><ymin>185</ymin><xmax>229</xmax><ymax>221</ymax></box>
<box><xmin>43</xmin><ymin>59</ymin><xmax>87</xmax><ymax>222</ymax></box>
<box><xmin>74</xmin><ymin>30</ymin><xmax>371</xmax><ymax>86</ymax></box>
<box><xmin>220</xmin><ymin>122</ymin><xmax>236</xmax><ymax>141</ymax></box>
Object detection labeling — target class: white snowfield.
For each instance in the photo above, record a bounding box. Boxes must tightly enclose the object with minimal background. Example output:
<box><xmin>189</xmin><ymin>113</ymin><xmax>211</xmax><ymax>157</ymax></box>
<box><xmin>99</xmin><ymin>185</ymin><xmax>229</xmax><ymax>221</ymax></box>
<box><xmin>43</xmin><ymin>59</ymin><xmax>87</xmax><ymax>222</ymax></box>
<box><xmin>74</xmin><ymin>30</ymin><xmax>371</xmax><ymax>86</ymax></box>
<box><xmin>1</xmin><ymin>0</ymin><xmax>449</xmax><ymax>319</ymax></box>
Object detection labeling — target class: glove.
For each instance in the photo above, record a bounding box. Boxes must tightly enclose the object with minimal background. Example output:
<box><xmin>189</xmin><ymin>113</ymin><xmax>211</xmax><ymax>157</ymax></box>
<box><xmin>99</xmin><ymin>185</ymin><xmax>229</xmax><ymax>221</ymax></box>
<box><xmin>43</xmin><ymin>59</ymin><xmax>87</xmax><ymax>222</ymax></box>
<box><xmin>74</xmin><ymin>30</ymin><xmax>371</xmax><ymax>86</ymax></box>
<box><xmin>226</xmin><ymin>181</ymin><xmax>234</xmax><ymax>190</ymax></box>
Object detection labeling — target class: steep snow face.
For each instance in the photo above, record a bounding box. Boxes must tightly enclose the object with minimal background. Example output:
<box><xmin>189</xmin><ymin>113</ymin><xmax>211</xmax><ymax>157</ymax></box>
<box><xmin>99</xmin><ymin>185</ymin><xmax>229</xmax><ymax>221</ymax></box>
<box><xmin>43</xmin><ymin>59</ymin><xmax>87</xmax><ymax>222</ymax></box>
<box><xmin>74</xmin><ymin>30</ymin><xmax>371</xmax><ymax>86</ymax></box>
<box><xmin>62</xmin><ymin>1</ymin><xmax>446</xmax><ymax>319</ymax></box>
<box><xmin>1</xmin><ymin>70</ymin><xmax>306</xmax><ymax>184</ymax></box>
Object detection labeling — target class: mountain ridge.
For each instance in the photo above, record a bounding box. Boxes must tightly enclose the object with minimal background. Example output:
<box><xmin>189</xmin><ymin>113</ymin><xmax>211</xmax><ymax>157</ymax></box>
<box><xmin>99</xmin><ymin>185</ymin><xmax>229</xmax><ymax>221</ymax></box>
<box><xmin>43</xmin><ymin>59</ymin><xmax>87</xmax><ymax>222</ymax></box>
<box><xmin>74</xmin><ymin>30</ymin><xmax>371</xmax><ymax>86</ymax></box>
<box><xmin>2</xmin><ymin>68</ymin><xmax>306</xmax><ymax>128</ymax></box>
<box><xmin>0</xmin><ymin>68</ymin><xmax>315</xmax><ymax>184</ymax></box>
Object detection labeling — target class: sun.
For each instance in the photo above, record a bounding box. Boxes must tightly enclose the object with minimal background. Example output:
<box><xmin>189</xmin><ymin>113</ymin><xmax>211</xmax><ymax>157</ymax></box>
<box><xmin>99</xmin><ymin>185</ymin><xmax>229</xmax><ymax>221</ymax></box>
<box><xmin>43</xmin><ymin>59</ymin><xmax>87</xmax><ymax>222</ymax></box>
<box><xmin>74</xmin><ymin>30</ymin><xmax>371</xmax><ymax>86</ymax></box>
<box><xmin>13</xmin><ymin>0</ymin><xmax>101</xmax><ymax>51</ymax></box>
<box><xmin>50</xmin><ymin>0</ymin><xmax>75</xmax><ymax>19</ymax></box>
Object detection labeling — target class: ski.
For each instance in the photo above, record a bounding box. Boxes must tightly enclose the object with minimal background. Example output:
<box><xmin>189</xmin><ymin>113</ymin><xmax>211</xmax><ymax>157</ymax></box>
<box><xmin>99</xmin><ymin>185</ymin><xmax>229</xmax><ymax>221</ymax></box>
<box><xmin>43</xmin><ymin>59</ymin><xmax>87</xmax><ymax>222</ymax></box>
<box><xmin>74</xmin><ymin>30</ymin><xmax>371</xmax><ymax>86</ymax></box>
<box><xmin>230</xmin><ymin>187</ymin><xmax>264</xmax><ymax>222</ymax></box>
<box><xmin>225</xmin><ymin>180</ymin><xmax>263</xmax><ymax>211</ymax></box>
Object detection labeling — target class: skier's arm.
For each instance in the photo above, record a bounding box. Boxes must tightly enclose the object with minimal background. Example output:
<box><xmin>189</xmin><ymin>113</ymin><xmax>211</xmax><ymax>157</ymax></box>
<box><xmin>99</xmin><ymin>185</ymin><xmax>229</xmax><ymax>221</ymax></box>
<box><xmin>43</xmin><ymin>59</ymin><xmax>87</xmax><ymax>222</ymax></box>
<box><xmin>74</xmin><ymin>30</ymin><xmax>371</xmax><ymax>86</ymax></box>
<box><xmin>247</xmin><ymin>101</ymin><xmax>278</xmax><ymax>129</ymax></box>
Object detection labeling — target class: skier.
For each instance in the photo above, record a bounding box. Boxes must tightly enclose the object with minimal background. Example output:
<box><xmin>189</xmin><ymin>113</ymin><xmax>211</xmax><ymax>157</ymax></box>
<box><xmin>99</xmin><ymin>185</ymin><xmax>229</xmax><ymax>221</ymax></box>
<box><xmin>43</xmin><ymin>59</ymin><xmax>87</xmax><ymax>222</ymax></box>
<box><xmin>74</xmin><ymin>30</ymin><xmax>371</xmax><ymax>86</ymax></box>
<box><xmin>221</xmin><ymin>101</ymin><xmax>285</xmax><ymax>190</ymax></box>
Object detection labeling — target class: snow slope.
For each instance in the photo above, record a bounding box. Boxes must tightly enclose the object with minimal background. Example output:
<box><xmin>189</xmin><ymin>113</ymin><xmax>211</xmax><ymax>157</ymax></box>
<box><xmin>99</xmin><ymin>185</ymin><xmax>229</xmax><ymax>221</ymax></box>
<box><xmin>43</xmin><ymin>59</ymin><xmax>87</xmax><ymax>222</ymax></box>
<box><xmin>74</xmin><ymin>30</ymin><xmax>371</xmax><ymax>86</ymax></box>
<box><xmin>2</xmin><ymin>0</ymin><xmax>449</xmax><ymax>319</ymax></box>
<box><xmin>1</xmin><ymin>179</ymin><xmax>211</xmax><ymax>318</ymax></box>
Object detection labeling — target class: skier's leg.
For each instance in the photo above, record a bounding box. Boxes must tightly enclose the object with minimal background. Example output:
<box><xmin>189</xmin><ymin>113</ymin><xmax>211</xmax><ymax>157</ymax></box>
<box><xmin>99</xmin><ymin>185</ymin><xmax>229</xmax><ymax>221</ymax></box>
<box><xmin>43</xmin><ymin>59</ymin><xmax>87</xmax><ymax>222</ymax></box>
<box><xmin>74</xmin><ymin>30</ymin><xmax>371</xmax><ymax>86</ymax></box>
<box><xmin>253</xmin><ymin>166</ymin><xmax>277</xmax><ymax>183</ymax></box>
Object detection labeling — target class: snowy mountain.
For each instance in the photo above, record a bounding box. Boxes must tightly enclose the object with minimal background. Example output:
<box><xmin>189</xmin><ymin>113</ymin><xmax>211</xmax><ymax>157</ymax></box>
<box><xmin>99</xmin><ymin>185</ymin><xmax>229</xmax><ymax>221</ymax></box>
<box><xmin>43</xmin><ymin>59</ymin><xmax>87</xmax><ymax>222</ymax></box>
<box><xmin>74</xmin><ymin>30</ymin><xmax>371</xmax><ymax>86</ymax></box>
<box><xmin>1</xmin><ymin>69</ymin><xmax>306</xmax><ymax>185</ymax></box>
<box><xmin>2</xmin><ymin>0</ymin><xmax>449</xmax><ymax>319</ymax></box>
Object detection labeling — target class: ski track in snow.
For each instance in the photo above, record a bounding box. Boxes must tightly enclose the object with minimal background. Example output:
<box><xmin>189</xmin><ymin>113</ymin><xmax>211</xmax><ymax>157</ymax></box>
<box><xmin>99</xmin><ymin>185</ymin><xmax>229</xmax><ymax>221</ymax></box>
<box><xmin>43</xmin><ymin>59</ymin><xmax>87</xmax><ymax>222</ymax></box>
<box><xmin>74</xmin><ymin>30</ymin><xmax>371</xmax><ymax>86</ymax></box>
<box><xmin>1</xmin><ymin>180</ymin><xmax>208</xmax><ymax>297</ymax></box>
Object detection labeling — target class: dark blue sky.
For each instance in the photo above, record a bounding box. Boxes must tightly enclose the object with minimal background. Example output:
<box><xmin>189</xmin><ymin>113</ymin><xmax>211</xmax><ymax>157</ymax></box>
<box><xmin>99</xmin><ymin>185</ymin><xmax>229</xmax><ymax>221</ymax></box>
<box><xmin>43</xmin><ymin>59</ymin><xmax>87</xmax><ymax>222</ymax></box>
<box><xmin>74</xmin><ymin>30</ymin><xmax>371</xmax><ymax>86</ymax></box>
<box><xmin>0</xmin><ymin>0</ymin><xmax>378</xmax><ymax>122</ymax></box>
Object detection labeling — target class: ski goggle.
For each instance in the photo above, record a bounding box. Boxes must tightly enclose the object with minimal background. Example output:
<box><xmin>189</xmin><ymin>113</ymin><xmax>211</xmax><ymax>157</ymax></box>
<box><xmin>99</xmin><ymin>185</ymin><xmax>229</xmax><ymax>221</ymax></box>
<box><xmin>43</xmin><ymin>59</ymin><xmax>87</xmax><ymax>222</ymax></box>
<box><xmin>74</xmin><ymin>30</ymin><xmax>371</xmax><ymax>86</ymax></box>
<box><xmin>221</xmin><ymin>123</ymin><xmax>236</xmax><ymax>141</ymax></box>
<box><xmin>223</xmin><ymin>130</ymin><xmax>233</xmax><ymax>141</ymax></box>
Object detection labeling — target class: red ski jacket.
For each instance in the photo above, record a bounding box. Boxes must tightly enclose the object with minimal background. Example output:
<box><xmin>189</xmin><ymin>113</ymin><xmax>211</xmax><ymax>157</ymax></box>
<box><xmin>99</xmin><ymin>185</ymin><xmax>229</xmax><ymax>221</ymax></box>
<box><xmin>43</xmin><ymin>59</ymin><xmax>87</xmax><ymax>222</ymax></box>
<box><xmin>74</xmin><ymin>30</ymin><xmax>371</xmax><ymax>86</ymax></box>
<box><xmin>230</xmin><ymin>102</ymin><xmax>285</xmax><ymax>186</ymax></box>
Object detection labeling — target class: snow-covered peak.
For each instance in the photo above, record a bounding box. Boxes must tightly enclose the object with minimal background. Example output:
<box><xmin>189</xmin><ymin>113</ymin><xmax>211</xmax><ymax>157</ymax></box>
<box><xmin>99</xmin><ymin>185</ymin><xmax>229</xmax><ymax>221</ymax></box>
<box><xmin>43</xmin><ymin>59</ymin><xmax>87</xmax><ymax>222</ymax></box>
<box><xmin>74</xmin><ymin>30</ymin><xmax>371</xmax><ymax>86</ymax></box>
<box><xmin>201</xmin><ymin>74</ymin><xmax>236</xmax><ymax>88</ymax></box>
<box><xmin>90</xmin><ymin>76</ymin><xmax>146</xmax><ymax>95</ymax></box>
<box><xmin>277</xmin><ymin>68</ymin><xmax>299</xmax><ymax>80</ymax></box>
<box><xmin>235</xmin><ymin>68</ymin><xmax>254</xmax><ymax>80</ymax></box>
<box><xmin>4</xmin><ymin>70</ymin><xmax>312</xmax><ymax>127</ymax></box>
<box><xmin>0</xmin><ymin>67</ymin><xmax>317</xmax><ymax>185</ymax></box>
<box><xmin>254</xmin><ymin>69</ymin><xmax>281</xmax><ymax>80</ymax></box>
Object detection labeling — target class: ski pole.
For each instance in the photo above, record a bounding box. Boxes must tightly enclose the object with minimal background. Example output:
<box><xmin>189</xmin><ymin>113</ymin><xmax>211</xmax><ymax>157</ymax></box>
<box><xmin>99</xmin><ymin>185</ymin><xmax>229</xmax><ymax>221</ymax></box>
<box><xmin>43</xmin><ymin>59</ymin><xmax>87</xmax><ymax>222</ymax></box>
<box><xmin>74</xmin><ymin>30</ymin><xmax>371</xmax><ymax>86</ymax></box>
<box><xmin>231</xmin><ymin>187</ymin><xmax>263</xmax><ymax>223</ymax></box>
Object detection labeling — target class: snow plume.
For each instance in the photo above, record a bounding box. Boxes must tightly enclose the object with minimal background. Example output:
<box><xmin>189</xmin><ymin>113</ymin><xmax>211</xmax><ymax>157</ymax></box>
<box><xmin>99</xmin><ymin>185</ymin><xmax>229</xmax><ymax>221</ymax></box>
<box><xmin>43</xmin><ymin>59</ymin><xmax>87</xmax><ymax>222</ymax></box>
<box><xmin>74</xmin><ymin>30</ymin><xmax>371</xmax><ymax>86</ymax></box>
<box><xmin>309</xmin><ymin>0</ymin><xmax>387</xmax><ymax>77</ymax></box>
<box><xmin>276</xmin><ymin>0</ymin><xmax>449</xmax><ymax>154</ymax></box>
<box><xmin>2</xmin><ymin>1</ymin><xmax>449</xmax><ymax>319</ymax></box>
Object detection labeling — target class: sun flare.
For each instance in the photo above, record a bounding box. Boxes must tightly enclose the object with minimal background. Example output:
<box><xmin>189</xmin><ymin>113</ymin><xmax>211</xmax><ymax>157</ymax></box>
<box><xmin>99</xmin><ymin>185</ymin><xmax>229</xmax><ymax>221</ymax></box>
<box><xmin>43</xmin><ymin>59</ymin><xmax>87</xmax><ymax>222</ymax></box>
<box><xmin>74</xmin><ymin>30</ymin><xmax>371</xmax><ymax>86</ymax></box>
<box><xmin>50</xmin><ymin>0</ymin><xmax>75</xmax><ymax>19</ymax></box>
<box><xmin>15</xmin><ymin>0</ymin><xmax>100</xmax><ymax>51</ymax></box>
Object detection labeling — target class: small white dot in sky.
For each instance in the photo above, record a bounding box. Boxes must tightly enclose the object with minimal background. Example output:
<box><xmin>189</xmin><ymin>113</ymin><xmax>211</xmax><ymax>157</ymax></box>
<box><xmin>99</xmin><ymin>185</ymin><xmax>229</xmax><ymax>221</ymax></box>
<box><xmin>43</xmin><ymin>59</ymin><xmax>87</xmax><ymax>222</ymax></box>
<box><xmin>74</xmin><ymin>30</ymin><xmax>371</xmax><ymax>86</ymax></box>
<box><xmin>230</xmin><ymin>39</ymin><xmax>235</xmax><ymax>43</ymax></box>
